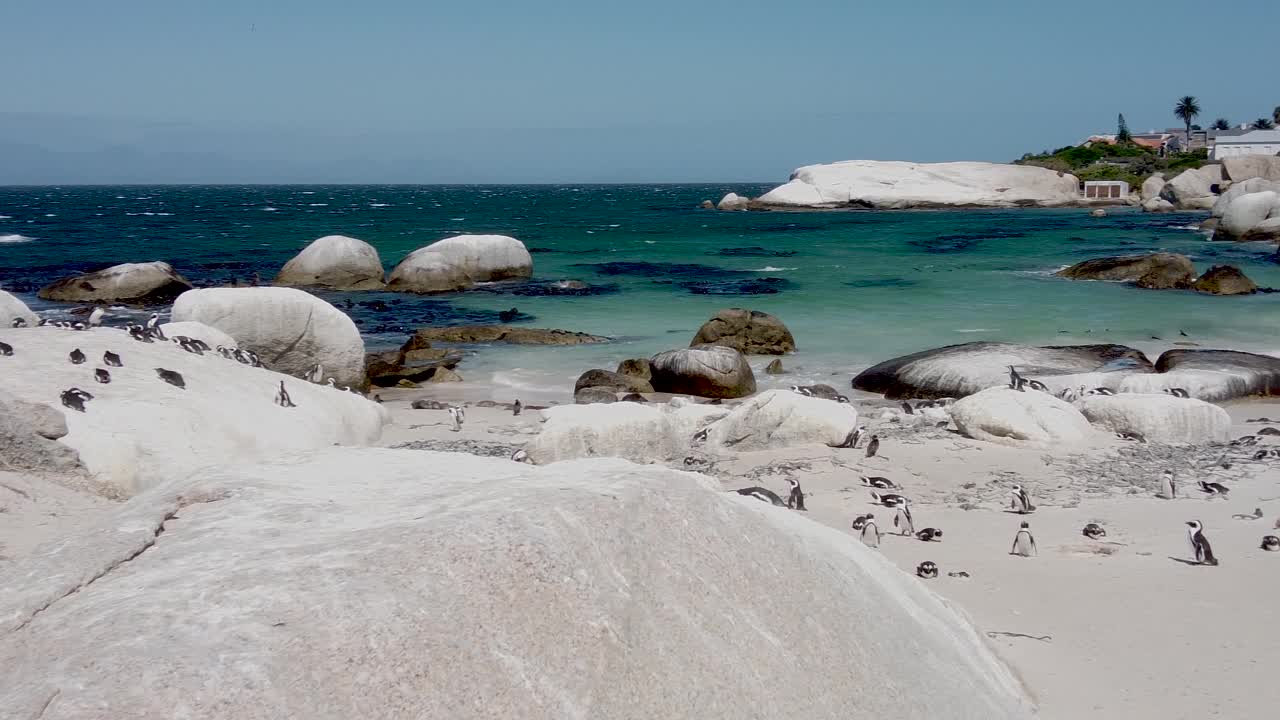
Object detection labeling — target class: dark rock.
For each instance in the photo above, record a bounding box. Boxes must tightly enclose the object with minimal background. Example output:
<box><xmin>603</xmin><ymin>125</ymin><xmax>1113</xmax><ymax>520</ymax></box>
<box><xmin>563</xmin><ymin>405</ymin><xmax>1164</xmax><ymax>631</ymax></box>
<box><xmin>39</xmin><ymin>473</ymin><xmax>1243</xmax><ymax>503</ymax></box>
<box><xmin>1058</xmin><ymin>253</ymin><xmax>1194</xmax><ymax>286</ymax></box>
<box><xmin>38</xmin><ymin>261</ymin><xmax>193</xmax><ymax>305</ymax></box>
<box><xmin>411</xmin><ymin>399</ymin><xmax>451</xmax><ymax>410</ymax></box>
<box><xmin>765</xmin><ymin>358</ymin><xmax>785</xmax><ymax>375</ymax></box>
<box><xmin>1192</xmin><ymin>265</ymin><xmax>1257</xmax><ymax>295</ymax></box>
<box><xmin>680</xmin><ymin>277</ymin><xmax>793</xmax><ymax>296</ymax></box>
<box><xmin>616</xmin><ymin>358</ymin><xmax>652</xmax><ymax>381</ymax></box>
<box><xmin>690</xmin><ymin>308</ymin><xmax>796</xmax><ymax>355</ymax></box>
<box><xmin>1154</xmin><ymin>349</ymin><xmax>1280</xmax><ymax>399</ymax></box>
<box><xmin>403</xmin><ymin>325</ymin><xmax>609</xmax><ymax>346</ymax></box>
<box><xmin>649</xmin><ymin>344</ymin><xmax>757</xmax><ymax>399</ymax></box>
<box><xmin>712</xmin><ymin>247</ymin><xmax>799</xmax><ymax>258</ymax></box>
<box><xmin>852</xmin><ymin>342</ymin><xmax>1153</xmax><ymax>400</ymax></box>
<box><xmin>574</xmin><ymin>387</ymin><xmax>619</xmax><ymax>404</ymax></box>
<box><xmin>574</xmin><ymin>369</ymin><xmax>654</xmax><ymax>395</ymax></box>
<box><xmin>366</xmin><ymin>347</ymin><xmax>464</xmax><ymax>388</ymax></box>
<box><xmin>621</xmin><ymin>393</ymin><xmax>647</xmax><ymax>403</ymax></box>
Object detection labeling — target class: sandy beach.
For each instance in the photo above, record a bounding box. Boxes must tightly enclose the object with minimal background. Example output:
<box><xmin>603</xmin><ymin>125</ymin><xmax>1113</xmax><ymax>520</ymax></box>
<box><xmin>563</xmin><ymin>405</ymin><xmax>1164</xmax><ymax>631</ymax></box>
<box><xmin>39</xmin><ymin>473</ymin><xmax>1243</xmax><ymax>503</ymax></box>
<box><xmin>367</xmin><ymin>387</ymin><xmax>1280</xmax><ymax>720</ymax></box>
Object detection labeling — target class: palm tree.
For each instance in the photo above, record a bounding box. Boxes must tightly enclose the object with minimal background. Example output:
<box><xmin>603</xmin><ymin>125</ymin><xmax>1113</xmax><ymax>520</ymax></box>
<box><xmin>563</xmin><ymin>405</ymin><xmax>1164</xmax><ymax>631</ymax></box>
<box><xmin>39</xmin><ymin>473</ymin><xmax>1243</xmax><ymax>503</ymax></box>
<box><xmin>1253</xmin><ymin>118</ymin><xmax>1276</xmax><ymax>130</ymax></box>
<box><xmin>1174</xmin><ymin>96</ymin><xmax>1201</xmax><ymax>148</ymax></box>
<box><xmin>1211</xmin><ymin>118</ymin><xmax>1231</xmax><ymax>131</ymax></box>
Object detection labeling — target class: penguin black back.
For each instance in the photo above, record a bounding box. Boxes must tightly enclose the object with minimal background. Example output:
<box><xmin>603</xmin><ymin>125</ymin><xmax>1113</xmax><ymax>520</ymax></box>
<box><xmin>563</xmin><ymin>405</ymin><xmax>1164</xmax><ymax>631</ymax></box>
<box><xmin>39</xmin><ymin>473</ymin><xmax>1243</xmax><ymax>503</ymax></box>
<box><xmin>155</xmin><ymin>368</ymin><xmax>186</xmax><ymax>389</ymax></box>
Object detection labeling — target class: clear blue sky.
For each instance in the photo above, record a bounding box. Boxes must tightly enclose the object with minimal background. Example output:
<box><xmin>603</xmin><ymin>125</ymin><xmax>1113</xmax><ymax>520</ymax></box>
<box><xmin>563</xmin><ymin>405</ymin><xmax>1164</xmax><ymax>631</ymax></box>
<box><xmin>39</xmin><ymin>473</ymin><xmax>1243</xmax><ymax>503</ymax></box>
<box><xmin>2</xmin><ymin>0</ymin><xmax>1277</xmax><ymax>183</ymax></box>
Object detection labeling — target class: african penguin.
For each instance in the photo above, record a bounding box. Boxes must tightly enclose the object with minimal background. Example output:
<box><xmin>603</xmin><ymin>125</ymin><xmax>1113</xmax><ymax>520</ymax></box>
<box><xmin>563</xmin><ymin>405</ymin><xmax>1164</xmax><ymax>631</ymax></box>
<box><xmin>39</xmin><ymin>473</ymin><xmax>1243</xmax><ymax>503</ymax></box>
<box><xmin>103</xmin><ymin>350</ymin><xmax>122</xmax><ymax>367</ymax></box>
<box><xmin>1230</xmin><ymin>435</ymin><xmax>1259</xmax><ymax>447</ymax></box>
<box><xmin>865</xmin><ymin>435</ymin><xmax>880</xmax><ymax>458</ymax></box>
<box><xmin>0</xmin><ymin>341</ymin><xmax>12</xmax><ymax>356</ymax></box>
<box><xmin>1261</xmin><ymin>535</ymin><xmax>1280</xmax><ymax>552</ymax></box>
<box><xmin>736</xmin><ymin>487</ymin><xmax>786</xmax><ymax>506</ymax></box>
<box><xmin>11</xmin><ymin>317</ymin><xmax>26</xmax><ymax>328</ymax></box>
<box><xmin>861</xmin><ymin>475</ymin><xmax>896</xmax><ymax>490</ymax></box>
<box><xmin>786</xmin><ymin>478</ymin><xmax>806</xmax><ymax>511</ymax></box>
<box><xmin>155</xmin><ymin>368</ymin><xmax>186</xmax><ymax>389</ymax></box>
<box><xmin>60</xmin><ymin>389</ymin><xmax>88</xmax><ymax>413</ymax></box>
<box><xmin>1164</xmin><ymin>387</ymin><xmax>1191</xmax><ymax>399</ymax></box>
<box><xmin>88</xmin><ymin>307</ymin><xmax>105</xmax><ymax>327</ymax></box>
<box><xmin>1186</xmin><ymin>521</ymin><xmax>1218</xmax><ymax>566</ymax></box>
<box><xmin>850</xmin><ymin>514</ymin><xmax>870</xmax><ymax>531</ymax></box>
<box><xmin>1198</xmin><ymin>480</ymin><xmax>1230</xmax><ymax>497</ymax></box>
<box><xmin>93</xmin><ymin>368</ymin><xmax>111</xmax><ymax>384</ymax></box>
<box><xmin>448</xmin><ymin>405</ymin><xmax>465</xmax><ymax>432</ymax></box>
<box><xmin>893</xmin><ymin>499</ymin><xmax>914</xmax><ymax>536</ymax></box>
<box><xmin>859</xmin><ymin>515</ymin><xmax>881</xmax><ymax>548</ymax></box>
<box><xmin>68</xmin><ymin>348</ymin><xmax>86</xmax><ymax>365</ymax></box>
<box><xmin>274</xmin><ymin>381</ymin><xmax>295</xmax><ymax>408</ymax></box>
<box><xmin>916</xmin><ymin>528</ymin><xmax>942</xmax><ymax>542</ymax></box>
<box><xmin>1158</xmin><ymin>471</ymin><xmax>1176</xmax><ymax>499</ymax></box>
<box><xmin>1026</xmin><ymin>379</ymin><xmax>1049</xmax><ymax>392</ymax></box>
<box><xmin>837</xmin><ymin>425</ymin><xmax>867</xmax><ymax>449</ymax></box>
<box><xmin>1010</xmin><ymin>484</ymin><xmax>1035</xmax><ymax>514</ymax></box>
<box><xmin>1011</xmin><ymin>521</ymin><xmax>1037</xmax><ymax>557</ymax></box>
<box><xmin>1008</xmin><ymin>365</ymin><xmax>1025</xmax><ymax>392</ymax></box>
<box><xmin>916</xmin><ymin>561</ymin><xmax>939</xmax><ymax>579</ymax></box>
<box><xmin>1082</xmin><ymin>523</ymin><xmax>1106</xmax><ymax>540</ymax></box>
<box><xmin>511</xmin><ymin>448</ymin><xmax>530</xmax><ymax>463</ymax></box>
<box><xmin>900</xmin><ymin>401</ymin><xmax>915</xmax><ymax>415</ymax></box>
<box><xmin>513</xmin><ymin>399</ymin><xmax>523</xmax><ymax>416</ymax></box>
<box><xmin>870</xmin><ymin>491</ymin><xmax>906</xmax><ymax>508</ymax></box>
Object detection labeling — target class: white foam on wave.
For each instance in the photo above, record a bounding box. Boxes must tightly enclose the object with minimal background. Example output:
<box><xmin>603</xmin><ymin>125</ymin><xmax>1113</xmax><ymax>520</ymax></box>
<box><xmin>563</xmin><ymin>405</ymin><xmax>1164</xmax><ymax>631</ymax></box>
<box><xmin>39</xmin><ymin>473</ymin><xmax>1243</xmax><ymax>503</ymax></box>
<box><xmin>370</xmin><ymin>203</ymin><xmax>390</xmax><ymax>208</ymax></box>
<box><xmin>308</xmin><ymin>203</ymin><xmax>328</xmax><ymax>207</ymax></box>
<box><xmin>0</xmin><ymin>215</ymin><xmax>10</xmax><ymax>220</ymax></box>
<box><xmin>954</xmin><ymin>328</ymin><xmax>996</xmax><ymax>333</ymax></box>
<box><xmin>0</xmin><ymin>234</ymin><xmax>33</xmax><ymax>244</ymax></box>
<box><xmin>750</xmin><ymin>266</ymin><xmax>797</xmax><ymax>272</ymax></box>
<box><xmin>262</xmin><ymin>207</ymin><xmax>278</xmax><ymax>212</ymax></box>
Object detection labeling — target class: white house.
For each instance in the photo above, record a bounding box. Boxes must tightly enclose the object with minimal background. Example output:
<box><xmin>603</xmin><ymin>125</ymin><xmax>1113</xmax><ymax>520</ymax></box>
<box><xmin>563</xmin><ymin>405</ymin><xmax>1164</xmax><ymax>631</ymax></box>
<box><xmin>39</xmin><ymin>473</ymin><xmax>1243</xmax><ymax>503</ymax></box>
<box><xmin>1082</xmin><ymin>180</ymin><xmax>1129</xmax><ymax>200</ymax></box>
<box><xmin>1212</xmin><ymin>129</ymin><xmax>1280</xmax><ymax>160</ymax></box>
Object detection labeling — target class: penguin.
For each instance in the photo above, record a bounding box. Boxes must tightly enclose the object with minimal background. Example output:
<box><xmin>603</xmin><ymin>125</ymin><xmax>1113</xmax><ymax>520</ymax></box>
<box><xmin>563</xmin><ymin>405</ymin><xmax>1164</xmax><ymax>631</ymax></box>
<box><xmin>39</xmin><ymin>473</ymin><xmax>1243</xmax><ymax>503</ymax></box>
<box><xmin>128</xmin><ymin>325</ymin><xmax>153</xmax><ymax>343</ymax></box>
<box><xmin>1026</xmin><ymin>379</ymin><xmax>1049</xmax><ymax>392</ymax></box>
<box><xmin>916</xmin><ymin>527</ymin><xmax>942</xmax><ymax>542</ymax></box>
<box><xmin>216</xmin><ymin>345</ymin><xmax>234</xmax><ymax>359</ymax></box>
<box><xmin>155</xmin><ymin>368</ymin><xmax>186</xmax><ymax>389</ymax></box>
<box><xmin>448</xmin><ymin>405</ymin><xmax>465</xmax><ymax>432</ymax></box>
<box><xmin>274</xmin><ymin>381</ymin><xmax>295</xmax><ymax>408</ymax></box>
<box><xmin>900</xmin><ymin>401</ymin><xmax>915</xmax><ymax>415</ymax></box>
<box><xmin>1232</xmin><ymin>508</ymin><xmax>1263</xmax><ymax>520</ymax></box>
<box><xmin>785</xmin><ymin>478</ymin><xmax>806</xmax><ymax>511</ymax></box>
<box><xmin>1082</xmin><ymin>523</ymin><xmax>1106</xmax><ymax>540</ymax></box>
<box><xmin>60</xmin><ymin>389</ymin><xmax>88</xmax><ymax>413</ymax></box>
<box><xmin>1164</xmin><ymin>387</ymin><xmax>1191</xmax><ymax>399</ymax></box>
<box><xmin>835</xmin><ymin>395</ymin><xmax>850</xmax><ymax>404</ymax></box>
<box><xmin>187</xmin><ymin>338</ymin><xmax>211</xmax><ymax>352</ymax></box>
<box><xmin>916</xmin><ymin>561</ymin><xmax>939</xmax><ymax>579</ymax></box>
<box><xmin>1198</xmin><ymin>480</ymin><xmax>1229</xmax><ymax>497</ymax></box>
<box><xmin>11</xmin><ymin>317</ymin><xmax>26</xmax><ymax>328</ymax></box>
<box><xmin>1230</xmin><ymin>435</ymin><xmax>1259</xmax><ymax>447</ymax></box>
<box><xmin>1088</xmin><ymin>387</ymin><xmax>1116</xmax><ymax>396</ymax></box>
<box><xmin>88</xmin><ymin>307</ymin><xmax>105</xmax><ymax>327</ymax></box>
<box><xmin>1261</xmin><ymin>535</ymin><xmax>1280</xmax><ymax>552</ymax></box>
<box><xmin>176</xmin><ymin>337</ymin><xmax>204</xmax><ymax>355</ymax></box>
<box><xmin>1008</xmin><ymin>365</ymin><xmax>1025</xmax><ymax>391</ymax></box>
<box><xmin>513</xmin><ymin>399</ymin><xmax>523</xmax><ymax>416</ymax></box>
<box><xmin>511</xmin><ymin>448</ymin><xmax>530</xmax><ymax>463</ymax></box>
<box><xmin>325</xmin><ymin>378</ymin><xmax>338</xmax><ymax>389</ymax></box>
<box><xmin>1186</xmin><ymin>521</ymin><xmax>1218</xmax><ymax>566</ymax></box>
<box><xmin>1010</xmin><ymin>484</ymin><xmax>1035</xmax><ymax>514</ymax></box>
<box><xmin>893</xmin><ymin>499</ymin><xmax>915</xmax><ymax>536</ymax></box>
<box><xmin>859</xmin><ymin>515</ymin><xmax>881</xmax><ymax>548</ymax></box>
<box><xmin>692</xmin><ymin>427</ymin><xmax>710</xmax><ymax>443</ymax></box>
<box><xmin>145</xmin><ymin>312</ymin><xmax>163</xmax><ymax>335</ymax></box>
<box><xmin>1253</xmin><ymin>449</ymin><xmax>1280</xmax><ymax>461</ymax></box>
<box><xmin>1117</xmin><ymin>431</ymin><xmax>1147</xmax><ymax>443</ymax></box>
<box><xmin>0</xmin><ymin>341</ymin><xmax>12</xmax><ymax>356</ymax></box>
<box><xmin>70</xmin><ymin>321</ymin><xmax>87</xmax><ymax>331</ymax></box>
<box><xmin>789</xmin><ymin>384</ymin><xmax>813</xmax><ymax>397</ymax></box>
<box><xmin>870</xmin><ymin>491</ymin><xmax>906</xmax><ymax>507</ymax></box>
<box><xmin>1158</xmin><ymin>470</ymin><xmax>1177</xmax><ymax>499</ymax></box>
<box><xmin>837</xmin><ymin>425</ymin><xmax>866</xmax><ymax>449</ymax></box>
<box><xmin>307</xmin><ymin>363</ymin><xmax>325</xmax><ymax>383</ymax></box>
<box><xmin>865</xmin><ymin>435</ymin><xmax>880</xmax><ymax>458</ymax></box>
<box><xmin>103</xmin><ymin>350</ymin><xmax>123</xmax><ymax>367</ymax></box>
<box><xmin>850</xmin><ymin>514</ymin><xmax>870</xmax><ymax>531</ymax></box>
<box><xmin>1057</xmin><ymin>387</ymin><xmax>1078</xmax><ymax>402</ymax></box>
<box><xmin>1011</xmin><ymin>521</ymin><xmax>1037</xmax><ymax>557</ymax></box>
<box><xmin>861</xmin><ymin>475</ymin><xmax>897</xmax><ymax>490</ymax></box>
<box><xmin>373</xmin><ymin>394</ymin><xmax>383</xmax><ymax>404</ymax></box>
<box><xmin>66</xmin><ymin>388</ymin><xmax>94</xmax><ymax>400</ymax></box>
<box><xmin>736</xmin><ymin>487</ymin><xmax>786</xmax><ymax>506</ymax></box>
<box><xmin>94</xmin><ymin>368</ymin><xmax>111</xmax><ymax>384</ymax></box>
<box><xmin>68</xmin><ymin>348</ymin><xmax>86</xmax><ymax>364</ymax></box>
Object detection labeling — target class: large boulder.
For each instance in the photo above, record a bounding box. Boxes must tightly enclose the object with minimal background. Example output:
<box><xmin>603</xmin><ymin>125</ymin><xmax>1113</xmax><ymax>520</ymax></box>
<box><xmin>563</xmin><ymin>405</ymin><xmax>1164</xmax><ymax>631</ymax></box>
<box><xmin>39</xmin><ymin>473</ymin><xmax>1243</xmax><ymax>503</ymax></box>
<box><xmin>1222</xmin><ymin>155</ymin><xmax>1280</xmax><ymax>182</ymax></box>
<box><xmin>158</xmin><ymin>321</ymin><xmax>238</xmax><ymax>351</ymax></box>
<box><xmin>1140</xmin><ymin>174</ymin><xmax>1166</xmax><ymax>201</ymax></box>
<box><xmin>1057</xmin><ymin>253</ymin><xmax>1194</xmax><ymax>286</ymax></box>
<box><xmin>1141</xmin><ymin>197</ymin><xmax>1176</xmax><ymax>213</ymax></box>
<box><xmin>1075</xmin><ymin>394</ymin><xmax>1230</xmax><ymax>444</ymax></box>
<box><xmin>852</xmin><ymin>342</ymin><xmax>1154</xmax><ymax>400</ymax></box>
<box><xmin>1214</xmin><ymin>190</ymin><xmax>1280</xmax><ymax>240</ymax></box>
<box><xmin>1210</xmin><ymin>178</ymin><xmax>1280</xmax><ymax>218</ymax></box>
<box><xmin>1159</xmin><ymin>165</ymin><xmax>1224</xmax><ymax>210</ymax></box>
<box><xmin>0</xmin><ymin>289</ymin><xmax>38</xmax><ymax>328</ymax></box>
<box><xmin>690</xmin><ymin>308</ymin><xmax>796</xmax><ymax>355</ymax></box>
<box><xmin>404</xmin><ymin>325</ymin><xmax>608</xmax><ymax>346</ymax></box>
<box><xmin>649</xmin><ymin>344</ymin><xmax>757</xmax><ymax>398</ymax></box>
<box><xmin>1117</xmin><ymin>349</ymin><xmax>1280</xmax><ymax>402</ymax></box>
<box><xmin>37</xmin><ymin>261</ymin><xmax>193</xmax><ymax>304</ymax></box>
<box><xmin>0</xmin><ymin>387</ymin><xmax>80</xmax><ymax>475</ymax></box>
<box><xmin>574</xmin><ymin>369</ymin><xmax>654</xmax><ymax>395</ymax></box>
<box><xmin>616</xmin><ymin>358</ymin><xmax>652</xmax><ymax>381</ymax></box>
<box><xmin>526</xmin><ymin>401</ymin><xmax>727</xmax><ymax>464</ymax></box>
<box><xmin>950</xmin><ymin>386</ymin><xmax>1094</xmax><ymax>449</ymax></box>
<box><xmin>365</xmin><ymin>348</ymin><xmax>463</xmax><ymax>387</ymax></box>
<box><xmin>756</xmin><ymin>160</ymin><xmax>1080</xmax><ymax>209</ymax></box>
<box><xmin>386</xmin><ymin>235</ymin><xmax>533</xmax><ymax>293</ymax></box>
<box><xmin>274</xmin><ymin>234</ymin><xmax>385</xmax><ymax>290</ymax></box>
<box><xmin>1192</xmin><ymin>265</ymin><xmax>1257</xmax><ymax>295</ymax></box>
<box><xmin>706</xmin><ymin>390</ymin><xmax>857</xmax><ymax>451</ymax></box>
<box><xmin>0</xmin><ymin>326</ymin><xmax>387</xmax><ymax>496</ymax></box>
<box><xmin>716</xmin><ymin>192</ymin><xmax>751</xmax><ymax>211</ymax></box>
<box><xmin>0</xmin><ymin>449</ymin><xmax>1034</xmax><ymax>719</ymax></box>
<box><xmin>171</xmin><ymin>287</ymin><xmax>367</xmax><ymax>388</ymax></box>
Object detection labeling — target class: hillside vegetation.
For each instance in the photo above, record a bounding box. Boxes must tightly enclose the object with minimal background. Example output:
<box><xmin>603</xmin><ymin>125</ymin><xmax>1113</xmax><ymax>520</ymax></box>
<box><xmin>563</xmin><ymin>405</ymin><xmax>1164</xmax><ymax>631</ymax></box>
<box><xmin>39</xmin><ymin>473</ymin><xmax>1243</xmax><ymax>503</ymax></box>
<box><xmin>1015</xmin><ymin>144</ymin><xmax>1209</xmax><ymax>188</ymax></box>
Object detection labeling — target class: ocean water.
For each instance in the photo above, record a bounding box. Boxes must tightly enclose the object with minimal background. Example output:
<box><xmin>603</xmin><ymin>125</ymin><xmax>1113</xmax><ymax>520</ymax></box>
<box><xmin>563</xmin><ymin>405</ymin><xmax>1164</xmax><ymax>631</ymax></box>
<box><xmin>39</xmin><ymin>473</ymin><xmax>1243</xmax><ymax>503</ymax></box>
<box><xmin>3</xmin><ymin>185</ymin><xmax>1278</xmax><ymax>402</ymax></box>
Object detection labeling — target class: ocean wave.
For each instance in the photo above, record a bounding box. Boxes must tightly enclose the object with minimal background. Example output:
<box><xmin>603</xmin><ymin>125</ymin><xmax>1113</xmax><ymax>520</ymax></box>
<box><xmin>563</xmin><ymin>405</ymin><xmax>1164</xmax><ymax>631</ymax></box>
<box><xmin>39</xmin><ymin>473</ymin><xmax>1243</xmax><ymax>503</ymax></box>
<box><xmin>750</xmin><ymin>266</ymin><xmax>797</xmax><ymax>272</ymax></box>
<box><xmin>955</xmin><ymin>328</ymin><xmax>996</xmax><ymax>333</ymax></box>
<box><xmin>370</xmin><ymin>203</ymin><xmax>390</xmax><ymax>207</ymax></box>
<box><xmin>308</xmin><ymin>203</ymin><xmax>328</xmax><ymax>207</ymax></box>
<box><xmin>0</xmin><ymin>215</ymin><xmax>10</xmax><ymax>219</ymax></box>
<box><xmin>0</xmin><ymin>234</ymin><xmax>33</xmax><ymax>244</ymax></box>
<box><xmin>262</xmin><ymin>207</ymin><xmax>278</xmax><ymax>212</ymax></box>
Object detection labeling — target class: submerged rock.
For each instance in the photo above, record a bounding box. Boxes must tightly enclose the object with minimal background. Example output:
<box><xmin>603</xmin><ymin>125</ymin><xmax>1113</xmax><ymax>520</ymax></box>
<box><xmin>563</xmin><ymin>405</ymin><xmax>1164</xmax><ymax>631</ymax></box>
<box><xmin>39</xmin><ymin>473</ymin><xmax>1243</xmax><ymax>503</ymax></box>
<box><xmin>403</xmin><ymin>325</ymin><xmax>608</xmax><ymax>346</ymax></box>
<box><xmin>274</xmin><ymin>234</ymin><xmax>386</xmax><ymax>291</ymax></box>
<box><xmin>650</xmin><ymin>344</ymin><xmax>757</xmax><ymax>399</ymax></box>
<box><xmin>852</xmin><ymin>342</ymin><xmax>1153</xmax><ymax>400</ymax></box>
<box><xmin>386</xmin><ymin>234</ymin><xmax>533</xmax><ymax>293</ymax></box>
<box><xmin>1057</xmin><ymin>253</ymin><xmax>1194</xmax><ymax>286</ymax></box>
<box><xmin>690</xmin><ymin>308</ymin><xmax>796</xmax><ymax>355</ymax></box>
<box><xmin>765</xmin><ymin>358</ymin><xmax>785</xmax><ymax>375</ymax></box>
<box><xmin>950</xmin><ymin>386</ymin><xmax>1094</xmax><ymax>449</ymax></box>
<box><xmin>1192</xmin><ymin>265</ymin><xmax>1257</xmax><ymax>295</ymax></box>
<box><xmin>38</xmin><ymin>261</ymin><xmax>193</xmax><ymax>304</ymax></box>
<box><xmin>1076</xmin><ymin>394</ymin><xmax>1230</xmax><ymax>444</ymax></box>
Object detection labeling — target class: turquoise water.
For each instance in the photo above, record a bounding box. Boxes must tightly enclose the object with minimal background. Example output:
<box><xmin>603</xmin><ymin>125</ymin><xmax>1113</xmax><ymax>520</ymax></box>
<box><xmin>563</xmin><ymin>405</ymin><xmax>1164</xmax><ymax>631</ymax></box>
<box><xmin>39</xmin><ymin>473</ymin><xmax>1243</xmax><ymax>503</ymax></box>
<box><xmin>3</xmin><ymin>185</ymin><xmax>1278</xmax><ymax>401</ymax></box>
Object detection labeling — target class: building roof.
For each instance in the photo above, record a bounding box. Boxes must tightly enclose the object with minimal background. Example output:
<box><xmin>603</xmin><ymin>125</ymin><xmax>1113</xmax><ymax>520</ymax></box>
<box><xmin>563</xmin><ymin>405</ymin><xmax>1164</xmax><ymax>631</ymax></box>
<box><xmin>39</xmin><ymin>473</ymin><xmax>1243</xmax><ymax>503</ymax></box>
<box><xmin>1216</xmin><ymin>130</ymin><xmax>1280</xmax><ymax>145</ymax></box>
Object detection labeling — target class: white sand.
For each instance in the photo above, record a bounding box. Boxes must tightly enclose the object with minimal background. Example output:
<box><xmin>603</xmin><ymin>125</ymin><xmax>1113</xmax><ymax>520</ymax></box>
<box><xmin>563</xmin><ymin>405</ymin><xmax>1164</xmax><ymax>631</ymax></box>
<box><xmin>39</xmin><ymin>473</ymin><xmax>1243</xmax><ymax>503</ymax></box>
<box><xmin>372</xmin><ymin>388</ymin><xmax>1280</xmax><ymax>720</ymax></box>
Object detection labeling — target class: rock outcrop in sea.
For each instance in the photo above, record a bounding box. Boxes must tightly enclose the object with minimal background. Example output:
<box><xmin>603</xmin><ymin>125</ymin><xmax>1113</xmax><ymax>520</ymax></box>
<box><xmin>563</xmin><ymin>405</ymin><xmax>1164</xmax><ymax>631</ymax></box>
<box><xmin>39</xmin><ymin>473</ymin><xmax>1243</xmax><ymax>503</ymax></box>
<box><xmin>37</xmin><ymin>261</ymin><xmax>194</xmax><ymax>304</ymax></box>
<box><xmin>386</xmin><ymin>234</ymin><xmax>533</xmax><ymax>293</ymax></box>
<box><xmin>690</xmin><ymin>308</ymin><xmax>795</xmax><ymax>355</ymax></box>
<box><xmin>754</xmin><ymin>160</ymin><xmax>1081</xmax><ymax>209</ymax></box>
<box><xmin>274</xmin><ymin>234</ymin><xmax>386</xmax><ymax>290</ymax></box>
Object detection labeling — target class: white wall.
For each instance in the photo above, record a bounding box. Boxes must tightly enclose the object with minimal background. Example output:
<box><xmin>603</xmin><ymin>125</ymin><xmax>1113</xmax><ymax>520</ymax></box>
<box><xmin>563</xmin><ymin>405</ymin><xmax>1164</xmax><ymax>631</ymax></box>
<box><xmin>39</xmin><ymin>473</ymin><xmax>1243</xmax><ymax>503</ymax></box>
<box><xmin>1213</xmin><ymin>144</ymin><xmax>1280</xmax><ymax>160</ymax></box>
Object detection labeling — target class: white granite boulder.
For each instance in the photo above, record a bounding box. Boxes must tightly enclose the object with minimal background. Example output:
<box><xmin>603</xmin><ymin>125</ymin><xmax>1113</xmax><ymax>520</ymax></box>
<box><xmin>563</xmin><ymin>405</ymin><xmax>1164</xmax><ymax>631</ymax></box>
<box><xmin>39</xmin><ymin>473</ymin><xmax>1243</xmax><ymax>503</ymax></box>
<box><xmin>1222</xmin><ymin>155</ymin><xmax>1280</xmax><ymax>182</ymax></box>
<box><xmin>0</xmin><ymin>289</ymin><xmax>38</xmax><ymax>328</ymax></box>
<box><xmin>1159</xmin><ymin>165</ymin><xmax>1224</xmax><ymax>210</ymax></box>
<box><xmin>1209</xmin><ymin>178</ymin><xmax>1280</xmax><ymax>218</ymax></box>
<box><xmin>1075</xmin><ymin>393</ymin><xmax>1229</xmax><ymax>444</ymax></box>
<box><xmin>171</xmin><ymin>287</ymin><xmax>366</xmax><ymax>387</ymax></box>
<box><xmin>1215</xmin><ymin>191</ymin><xmax>1280</xmax><ymax>240</ymax></box>
<box><xmin>649</xmin><ymin>344</ymin><xmax>757</xmax><ymax>398</ymax></box>
<box><xmin>0</xmin><ymin>386</ymin><xmax>80</xmax><ymax>475</ymax></box>
<box><xmin>37</xmin><ymin>261</ymin><xmax>193</xmax><ymax>304</ymax></box>
<box><xmin>274</xmin><ymin>234</ymin><xmax>386</xmax><ymax>290</ymax></box>
<box><xmin>386</xmin><ymin>234</ymin><xmax>533</xmax><ymax>293</ymax></box>
<box><xmin>525</xmin><ymin>399</ymin><xmax>726</xmax><ymax>464</ymax></box>
<box><xmin>756</xmin><ymin>160</ymin><xmax>1080</xmax><ymax>209</ymax></box>
<box><xmin>1118</xmin><ymin>349</ymin><xmax>1280</xmax><ymax>402</ymax></box>
<box><xmin>1141</xmin><ymin>197</ymin><xmax>1176</xmax><ymax>213</ymax></box>
<box><xmin>949</xmin><ymin>386</ymin><xmax>1094</xmax><ymax>449</ymax></box>
<box><xmin>706</xmin><ymin>390</ymin><xmax>857</xmax><ymax>451</ymax></box>
<box><xmin>716</xmin><ymin>192</ymin><xmax>751</xmax><ymax>210</ymax></box>
<box><xmin>0</xmin><ymin>448</ymin><xmax>1033</xmax><ymax>719</ymax></box>
<box><xmin>1140</xmin><ymin>174</ymin><xmax>1166</xmax><ymax>201</ymax></box>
